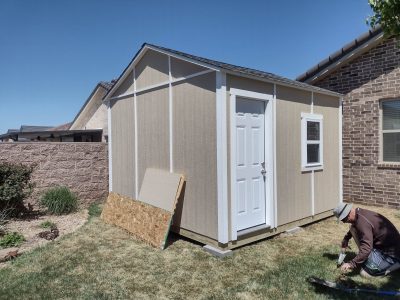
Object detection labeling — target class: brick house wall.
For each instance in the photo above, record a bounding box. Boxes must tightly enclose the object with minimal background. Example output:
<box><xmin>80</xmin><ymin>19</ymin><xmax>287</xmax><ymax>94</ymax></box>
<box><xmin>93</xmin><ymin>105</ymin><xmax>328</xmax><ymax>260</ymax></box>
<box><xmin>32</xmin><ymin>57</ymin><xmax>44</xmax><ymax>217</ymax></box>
<box><xmin>314</xmin><ymin>37</ymin><xmax>400</xmax><ymax>208</ymax></box>
<box><xmin>0</xmin><ymin>142</ymin><xmax>108</xmax><ymax>208</ymax></box>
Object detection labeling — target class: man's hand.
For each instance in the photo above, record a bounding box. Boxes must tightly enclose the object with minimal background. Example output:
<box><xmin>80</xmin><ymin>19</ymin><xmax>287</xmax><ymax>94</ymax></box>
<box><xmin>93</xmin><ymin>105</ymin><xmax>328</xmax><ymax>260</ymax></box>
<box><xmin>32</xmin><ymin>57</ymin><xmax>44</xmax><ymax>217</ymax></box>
<box><xmin>340</xmin><ymin>263</ymin><xmax>353</xmax><ymax>272</ymax></box>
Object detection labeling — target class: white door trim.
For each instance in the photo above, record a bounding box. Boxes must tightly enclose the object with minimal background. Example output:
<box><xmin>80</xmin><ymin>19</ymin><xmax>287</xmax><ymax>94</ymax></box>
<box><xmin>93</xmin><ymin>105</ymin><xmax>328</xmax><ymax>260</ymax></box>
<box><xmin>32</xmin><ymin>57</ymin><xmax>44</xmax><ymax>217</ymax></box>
<box><xmin>216</xmin><ymin>71</ymin><xmax>229</xmax><ymax>244</ymax></box>
<box><xmin>230</xmin><ymin>88</ymin><xmax>274</xmax><ymax>241</ymax></box>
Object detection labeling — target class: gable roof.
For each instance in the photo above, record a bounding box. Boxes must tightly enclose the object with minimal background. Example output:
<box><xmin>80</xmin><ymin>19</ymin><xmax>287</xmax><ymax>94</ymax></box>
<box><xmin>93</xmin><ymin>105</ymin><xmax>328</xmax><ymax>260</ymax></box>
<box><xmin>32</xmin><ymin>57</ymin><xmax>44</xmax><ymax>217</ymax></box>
<box><xmin>70</xmin><ymin>80</ymin><xmax>115</xmax><ymax>129</ymax></box>
<box><xmin>105</xmin><ymin>43</ymin><xmax>342</xmax><ymax>100</ymax></box>
<box><xmin>297</xmin><ymin>26</ymin><xmax>384</xmax><ymax>83</ymax></box>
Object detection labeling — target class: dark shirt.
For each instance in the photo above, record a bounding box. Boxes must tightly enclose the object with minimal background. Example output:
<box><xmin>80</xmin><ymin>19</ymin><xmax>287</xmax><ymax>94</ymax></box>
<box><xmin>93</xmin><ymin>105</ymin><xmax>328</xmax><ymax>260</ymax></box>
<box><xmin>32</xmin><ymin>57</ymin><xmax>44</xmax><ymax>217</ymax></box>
<box><xmin>341</xmin><ymin>208</ymin><xmax>400</xmax><ymax>268</ymax></box>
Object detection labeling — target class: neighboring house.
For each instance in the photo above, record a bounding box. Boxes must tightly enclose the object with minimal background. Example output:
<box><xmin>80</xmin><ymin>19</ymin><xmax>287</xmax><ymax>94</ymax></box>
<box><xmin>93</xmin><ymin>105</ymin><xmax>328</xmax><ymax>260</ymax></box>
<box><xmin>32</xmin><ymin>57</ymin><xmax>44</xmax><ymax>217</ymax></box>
<box><xmin>69</xmin><ymin>81</ymin><xmax>115</xmax><ymax>142</ymax></box>
<box><xmin>104</xmin><ymin>43</ymin><xmax>342</xmax><ymax>251</ymax></box>
<box><xmin>0</xmin><ymin>124</ymin><xmax>102</xmax><ymax>142</ymax></box>
<box><xmin>297</xmin><ymin>27</ymin><xmax>400</xmax><ymax>208</ymax></box>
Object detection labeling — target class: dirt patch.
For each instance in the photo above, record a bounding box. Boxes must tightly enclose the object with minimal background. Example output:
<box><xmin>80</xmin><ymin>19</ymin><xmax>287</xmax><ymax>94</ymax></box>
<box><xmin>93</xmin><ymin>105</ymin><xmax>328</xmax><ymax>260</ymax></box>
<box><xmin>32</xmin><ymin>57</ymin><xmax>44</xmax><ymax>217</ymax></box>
<box><xmin>0</xmin><ymin>210</ymin><xmax>88</xmax><ymax>267</ymax></box>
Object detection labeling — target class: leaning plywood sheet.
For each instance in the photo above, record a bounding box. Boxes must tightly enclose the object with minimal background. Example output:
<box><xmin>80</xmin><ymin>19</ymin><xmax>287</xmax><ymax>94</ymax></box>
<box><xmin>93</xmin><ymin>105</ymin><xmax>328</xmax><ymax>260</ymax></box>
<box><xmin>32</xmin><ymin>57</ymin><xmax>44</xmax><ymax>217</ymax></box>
<box><xmin>138</xmin><ymin>168</ymin><xmax>183</xmax><ymax>212</ymax></box>
<box><xmin>101</xmin><ymin>170</ymin><xmax>184</xmax><ymax>249</ymax></box>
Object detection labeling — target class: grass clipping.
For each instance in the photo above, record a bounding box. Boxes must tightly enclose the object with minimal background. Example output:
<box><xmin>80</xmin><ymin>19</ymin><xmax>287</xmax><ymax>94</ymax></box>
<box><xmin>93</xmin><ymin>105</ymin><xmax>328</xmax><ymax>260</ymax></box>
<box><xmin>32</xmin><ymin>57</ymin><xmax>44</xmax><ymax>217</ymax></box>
<box><xmin>101</xmin><ymin>192</ymin><xmax>172</xmax><ymax>249</ymax></box>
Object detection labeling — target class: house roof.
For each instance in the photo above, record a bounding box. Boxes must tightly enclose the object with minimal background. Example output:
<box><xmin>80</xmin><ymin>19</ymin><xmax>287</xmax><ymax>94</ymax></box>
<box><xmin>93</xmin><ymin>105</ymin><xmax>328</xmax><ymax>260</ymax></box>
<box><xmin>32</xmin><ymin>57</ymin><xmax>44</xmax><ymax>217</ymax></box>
<box><xmin>105</xmin><ymin>43</ymin><xmax>342</xmax><ymax>100</ymax></box>
<box><xmin>296</xmin><ymin>26</ymin><xmax>384</xmax><ymax>83</ymax></box>
<box><xmin>0</xmin><ymin>129</ymin><xmax>103</xmax><ymax>141</ymax></box>
<box><xmin>69</xmin><ymin>80</ymin><xmax>115</xmax><ymax>129</ymax></box>
<box><xmin>20</xmin><ymin>125</ymin><xmax>54</xmax><ymax>132</ymax></box>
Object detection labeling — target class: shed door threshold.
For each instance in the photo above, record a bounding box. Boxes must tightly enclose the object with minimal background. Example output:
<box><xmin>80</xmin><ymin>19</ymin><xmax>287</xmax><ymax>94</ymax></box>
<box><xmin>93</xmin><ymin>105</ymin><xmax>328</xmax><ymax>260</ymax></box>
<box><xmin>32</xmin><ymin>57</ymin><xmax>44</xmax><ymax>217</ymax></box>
<box><xmin>237</xmin><ymin>224</ymin><xmax>270</xmax><ymax>237</ymax></box>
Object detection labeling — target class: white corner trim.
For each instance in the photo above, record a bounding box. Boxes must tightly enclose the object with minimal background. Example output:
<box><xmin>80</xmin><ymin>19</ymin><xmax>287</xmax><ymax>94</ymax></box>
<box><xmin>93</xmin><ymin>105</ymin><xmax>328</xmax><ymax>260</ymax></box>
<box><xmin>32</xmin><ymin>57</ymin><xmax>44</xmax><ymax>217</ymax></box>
<box><xmin>133</xmin><ymin>67</ymin><xmax>139</xmax><ymax>199</ymax></box>
<box><xmin>339</xmin><ymin>97</ymin><xmax>343</xmax><ymax>203</ymax></box>
<box><xmin>107</xmin><ymin>102</ymin><xmax>112</xmax><ymax>192</ymax></box>
<box><xmin>216</xmin><ymin>71</ymin><xmax>229</xmax><ymax>244</ymax></box>
<box><xmin>229</xmin><ymin>87</ymin><xmax>275</xmax><ymax>240</ymax></box>
<box><xmin>168</xmin><ymin>56</ymin><xmax>174</xmax><ymax>173</ymax></box>
<box><xmin>273</xmin><ymin>84</ymin><xmax>277</xmax><ymax>228</ymax></box>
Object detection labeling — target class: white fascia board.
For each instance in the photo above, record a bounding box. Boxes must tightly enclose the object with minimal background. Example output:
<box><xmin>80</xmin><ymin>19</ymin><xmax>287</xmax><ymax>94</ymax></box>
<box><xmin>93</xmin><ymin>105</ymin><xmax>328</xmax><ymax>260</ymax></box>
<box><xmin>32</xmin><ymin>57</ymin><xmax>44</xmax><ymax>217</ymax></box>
<box><xmin>306</xmin><ymin>32</ymin><xmax>384</xmax><ymax>84</ymax></box>
<box><xmin>216</xmin><ymin>71</ymin><xmax>229</xmax><ymax>244</ymax></box>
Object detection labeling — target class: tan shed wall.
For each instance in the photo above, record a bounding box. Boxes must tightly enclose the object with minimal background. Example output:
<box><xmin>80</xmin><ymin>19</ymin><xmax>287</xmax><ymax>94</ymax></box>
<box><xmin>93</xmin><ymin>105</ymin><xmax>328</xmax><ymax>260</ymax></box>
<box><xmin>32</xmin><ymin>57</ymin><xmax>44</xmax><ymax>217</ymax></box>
<box><xmin>171</xmin><ymin>57</ymin><xmax>207</xmax><ymax>79</ymax></box>
<box><xmin>111</xmin><ymin>97</ymin><xmax>135</xmax><ymax>198</ymax></box>
<box><xmin>275</xmin><ymin>86</ymin><xmax>312</xmax><ymax>226</ymax></box>
<box><xmin>172</xmin><ymin>72</ymin><xmax>218</xmax><ymax>239</ymax></box>
<box><xmin>313</xmin><ymin>93</ymin><xmax>340</xmax><ymax>214</ymax></box>
<box><xmin>136</xmin><ymin>87</ymin><xmax>170</xmax><ymax>191</ymax></box>
<box><xmin>135</xmin><ymin>50</ymin><xmax>169</xmax><ymax>91</ymax></box>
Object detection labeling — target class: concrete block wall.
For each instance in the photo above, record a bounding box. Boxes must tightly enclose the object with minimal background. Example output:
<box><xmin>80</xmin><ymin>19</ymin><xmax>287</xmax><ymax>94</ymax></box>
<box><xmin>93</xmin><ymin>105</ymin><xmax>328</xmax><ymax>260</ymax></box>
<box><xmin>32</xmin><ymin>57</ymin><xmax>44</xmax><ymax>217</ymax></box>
<box><xmin>0</xmin><ymin>142</ymin><xmax>108</xmax><ymax>208</ymax></box>
<box><xmin>314</xmin><ymin>37</ymin><xmax>400</xmax><ymax>208</ymax></box>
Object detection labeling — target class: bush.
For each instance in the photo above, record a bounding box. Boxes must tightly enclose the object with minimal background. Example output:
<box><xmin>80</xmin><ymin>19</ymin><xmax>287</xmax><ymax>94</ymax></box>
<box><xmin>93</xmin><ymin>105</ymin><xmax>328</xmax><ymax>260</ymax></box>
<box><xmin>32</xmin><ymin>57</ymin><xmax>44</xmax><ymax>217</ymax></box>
<box><xmin>40</xmin><ymin>186</ymin><xmax>78</xmax><ymax>215</ymax></box>
<box><xmin>0</xmin><ymin>232</ymin><xmax>25</xmax><ymax>248</ymax></box>
<box><xmin>0</xmin><ymin>163</ymin><xmax>34</xmax><ymax>214</ymax></box>
<box><xmin>88</xmin><ymin>203</ymin><xmax>102</xmax><ymax>219</ymax></box>
<box><xmin>39</xmin><ymin>220</ymin><xmax>57</xmax><ymax>229</ymax></box>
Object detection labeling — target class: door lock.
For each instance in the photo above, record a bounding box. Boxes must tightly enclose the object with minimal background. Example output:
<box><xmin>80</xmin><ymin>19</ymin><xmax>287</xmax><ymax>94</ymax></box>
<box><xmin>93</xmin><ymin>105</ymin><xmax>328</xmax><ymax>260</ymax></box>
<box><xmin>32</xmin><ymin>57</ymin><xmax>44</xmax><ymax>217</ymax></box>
<box><xmin>261</xmin><ymin>162</ymin><xmax>266</xmax><ymax>176</ymax></box>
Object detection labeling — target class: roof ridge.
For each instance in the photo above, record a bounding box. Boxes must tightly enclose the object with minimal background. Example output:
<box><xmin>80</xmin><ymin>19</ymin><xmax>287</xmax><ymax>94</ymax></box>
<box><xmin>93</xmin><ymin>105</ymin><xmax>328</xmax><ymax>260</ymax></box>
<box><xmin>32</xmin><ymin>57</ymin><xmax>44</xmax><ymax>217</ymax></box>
<box><xmin>297</xmin><ymin>26</ymin><xmax>383</xmax><ymax>82</ymax></box>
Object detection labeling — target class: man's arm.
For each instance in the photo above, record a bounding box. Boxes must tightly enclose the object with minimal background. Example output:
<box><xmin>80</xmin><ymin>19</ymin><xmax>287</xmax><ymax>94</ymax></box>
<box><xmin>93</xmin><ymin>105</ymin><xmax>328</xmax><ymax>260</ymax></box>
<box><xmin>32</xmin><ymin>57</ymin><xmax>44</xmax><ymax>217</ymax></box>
<box><xmin>341</xmin><ymin>230</ymin><xmax>352</xmax><ymax>248</ymax></box>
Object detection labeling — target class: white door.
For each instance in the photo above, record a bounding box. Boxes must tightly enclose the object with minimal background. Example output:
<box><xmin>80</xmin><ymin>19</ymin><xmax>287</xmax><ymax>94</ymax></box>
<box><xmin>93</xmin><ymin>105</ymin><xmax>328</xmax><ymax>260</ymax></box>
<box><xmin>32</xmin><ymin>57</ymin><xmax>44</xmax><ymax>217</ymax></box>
<box><xmin>235</xmin><ymin>97</ymin><xmax>266</xmax><ymax>231</ymax></box>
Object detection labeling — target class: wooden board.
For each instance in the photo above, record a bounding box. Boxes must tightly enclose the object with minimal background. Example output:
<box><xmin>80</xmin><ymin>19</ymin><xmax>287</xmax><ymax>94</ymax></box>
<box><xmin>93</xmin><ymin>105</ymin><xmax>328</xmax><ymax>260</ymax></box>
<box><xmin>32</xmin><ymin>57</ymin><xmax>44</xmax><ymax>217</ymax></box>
<box><xmin>101</xmin><ymin>170</ymin><xmax>184</xmax><ymax>249</ymax></box>
<box><xmin>138</xmin><ymin>168</ymin><xmax>183</xmax><ymax>212</ymax></box>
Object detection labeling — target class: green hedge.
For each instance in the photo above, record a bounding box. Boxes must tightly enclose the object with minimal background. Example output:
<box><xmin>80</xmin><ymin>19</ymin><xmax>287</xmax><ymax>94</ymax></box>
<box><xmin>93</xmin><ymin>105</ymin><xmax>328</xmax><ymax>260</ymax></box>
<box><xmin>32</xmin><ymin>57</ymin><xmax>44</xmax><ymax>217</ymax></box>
<box><xmin>0</xmin><ymin>163</ymin><xmax>34</xmax><ymax>214</ymax></box>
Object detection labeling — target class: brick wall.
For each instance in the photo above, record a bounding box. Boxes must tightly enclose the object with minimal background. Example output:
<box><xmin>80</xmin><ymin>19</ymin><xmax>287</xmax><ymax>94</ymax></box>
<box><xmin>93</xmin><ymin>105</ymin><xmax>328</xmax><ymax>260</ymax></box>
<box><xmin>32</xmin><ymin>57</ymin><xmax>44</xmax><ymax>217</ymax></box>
<box><xmin>0</xmin><ymin>142</ymin><xmax>109</xmax><ymax>208</ymax></box>
<box><xmin>315</xmin><ymin>37</ymin><xmax>400</xmax><ymax>208</ymax></box>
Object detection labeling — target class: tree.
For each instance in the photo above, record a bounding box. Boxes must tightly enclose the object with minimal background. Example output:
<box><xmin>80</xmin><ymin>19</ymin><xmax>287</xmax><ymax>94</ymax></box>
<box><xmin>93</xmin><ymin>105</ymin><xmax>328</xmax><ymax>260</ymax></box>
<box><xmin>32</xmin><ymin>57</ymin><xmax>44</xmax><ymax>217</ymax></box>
<box><xmin>368</xmin><ymin>0</ymin><xmax>400</xmax><ymax>37</ymax></box>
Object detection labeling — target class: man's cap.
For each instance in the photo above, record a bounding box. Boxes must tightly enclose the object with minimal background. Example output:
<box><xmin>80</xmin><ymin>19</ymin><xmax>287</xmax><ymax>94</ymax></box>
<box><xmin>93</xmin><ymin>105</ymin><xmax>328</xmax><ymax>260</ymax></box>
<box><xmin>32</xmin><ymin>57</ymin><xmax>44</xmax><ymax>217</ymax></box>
<box><xmin>333</xmin><ymin>203</ymin><xmax>353</xmax><ymax>222</ymax></box>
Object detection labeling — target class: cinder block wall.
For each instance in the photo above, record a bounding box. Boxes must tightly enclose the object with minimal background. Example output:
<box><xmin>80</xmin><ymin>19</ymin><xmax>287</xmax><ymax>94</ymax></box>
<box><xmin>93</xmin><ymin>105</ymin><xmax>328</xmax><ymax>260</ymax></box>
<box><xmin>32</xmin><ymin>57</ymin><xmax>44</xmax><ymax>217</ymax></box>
<box><xmin>314</xmin><ymin>37</ymin><xmax>400</xmax><ymax>208</ymax></box>
<box><xmin>0</xmin><ymin>142</ymin><xmax>109</xmax><ymax>208</ymax></box>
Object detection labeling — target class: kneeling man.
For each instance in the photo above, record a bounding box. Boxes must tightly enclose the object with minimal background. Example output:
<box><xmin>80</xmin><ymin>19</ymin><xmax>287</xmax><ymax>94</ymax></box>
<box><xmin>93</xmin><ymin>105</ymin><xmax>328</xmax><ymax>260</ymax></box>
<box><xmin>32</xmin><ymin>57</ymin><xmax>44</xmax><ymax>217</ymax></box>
<box><xmin>333</xmin><ymin>203</ymin><xmax>400</xmax><ymax>276</ymax></box>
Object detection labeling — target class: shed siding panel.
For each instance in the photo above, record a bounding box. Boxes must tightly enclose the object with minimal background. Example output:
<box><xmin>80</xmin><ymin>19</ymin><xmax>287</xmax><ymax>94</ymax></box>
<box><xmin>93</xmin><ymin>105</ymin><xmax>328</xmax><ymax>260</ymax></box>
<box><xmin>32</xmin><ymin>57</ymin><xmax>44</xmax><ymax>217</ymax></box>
<box><xmin>172</xmin><ymin>72</ymin><xmax>218</xmax><ymax>239</ymax></box>
<box><xmin>111</xmin><ymin>97</ymin><xmax>135</xmax><ymax>198</ymax></box>
<box><xmin>136</xmin><ymin>87</ymin><xmax>170</xmax><ymax>191</ymax></box>
<box><xmin>313</xmin><ymin>93</ymin><xmax>340</xmax><ymax>214</ymax></box>
<box><xmin>276</xmin><ymin>85</ymin><xmax>312</xmax><ymax>226</ymax></box>
<box><xmin>111</xmin><ymin>71</ymin><xmax>134</xmax><ymax>98</ymax></box>
<box><xmin>135</xmin><ymin>50</ymin><xmax>169</xmax><ymax>91</ymax></box>
<box><xmin>227</xmin><ymin>75</ymin><xmax>274</xmax><ymax>95</ymax></box>
<box><xmin>171</xmin><ymin>57</ymin><xmax>207</xmax><ymax>79</ymax></box>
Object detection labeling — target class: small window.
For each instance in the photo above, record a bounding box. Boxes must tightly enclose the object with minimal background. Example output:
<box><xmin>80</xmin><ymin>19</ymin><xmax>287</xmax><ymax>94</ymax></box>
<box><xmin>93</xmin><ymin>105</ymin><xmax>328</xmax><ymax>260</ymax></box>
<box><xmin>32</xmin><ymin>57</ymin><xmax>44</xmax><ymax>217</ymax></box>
<box><xmin>382</xmin><ymin>100</ymin><xmax>400</xmax><ymax>162</ymax></box>
<box><xmin>301</xmin><ymin>113</ymin><xmax>323</xmax><ymax>170</ymax></box>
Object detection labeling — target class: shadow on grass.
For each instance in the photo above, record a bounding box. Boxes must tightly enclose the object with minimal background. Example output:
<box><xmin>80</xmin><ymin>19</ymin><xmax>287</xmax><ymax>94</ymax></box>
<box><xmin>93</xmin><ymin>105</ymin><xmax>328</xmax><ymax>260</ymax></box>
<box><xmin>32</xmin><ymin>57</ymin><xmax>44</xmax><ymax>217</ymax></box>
<box><xmin>210</xmin><ymin>245</ymin><xmax>400</xmax><ymax>299</ymax></box>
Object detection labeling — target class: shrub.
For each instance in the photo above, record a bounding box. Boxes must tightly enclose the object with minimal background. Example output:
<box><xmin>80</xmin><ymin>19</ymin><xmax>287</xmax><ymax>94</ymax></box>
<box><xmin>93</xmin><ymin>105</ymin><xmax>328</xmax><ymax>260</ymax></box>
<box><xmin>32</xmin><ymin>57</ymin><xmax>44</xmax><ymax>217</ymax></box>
<box><xmin>39</xmin><ymin>220</ymin><xmax>57</xmax><ymax>229</ymax></box>
<box><xmin>0</xmin><ymin>232</ymin><xmax>25</xmax><ymax>248</ymax></box>
<box><xmin>88</xmin><ymin>203</ymin><xmax>102</xmax><ymax>219</ymax></box>
<box><xmin>0</xmin><ymin>163</ymin><xmax>34</xmax><ymax>214</ymax></box>
<box><xmin>40</xmin><ymin>186</ymin><xmax>78</xmax><ymax>215</ymax></box>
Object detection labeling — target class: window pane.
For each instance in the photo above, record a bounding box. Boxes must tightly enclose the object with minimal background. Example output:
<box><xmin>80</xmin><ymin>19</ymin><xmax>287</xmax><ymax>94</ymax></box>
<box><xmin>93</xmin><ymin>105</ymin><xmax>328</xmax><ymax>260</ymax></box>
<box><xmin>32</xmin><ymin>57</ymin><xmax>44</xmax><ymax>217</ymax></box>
<box><xmin>383</xmin><ymin>100</ymin><xmax>400</xmax><ymax>130</ymax></box>
<box><xmin>307</xmin><ymin>121</ymin><xmax>320</xmax><ymax>140</ymax></box>
<box><xmin>307</xmin><ymin>144</ymin><xmax>320</xmax><ymax>163</ymax></box>
<box><xmin>383</xmin><ymin>132</ymin><xmax>400</xmax><ymax>162</ymax></box>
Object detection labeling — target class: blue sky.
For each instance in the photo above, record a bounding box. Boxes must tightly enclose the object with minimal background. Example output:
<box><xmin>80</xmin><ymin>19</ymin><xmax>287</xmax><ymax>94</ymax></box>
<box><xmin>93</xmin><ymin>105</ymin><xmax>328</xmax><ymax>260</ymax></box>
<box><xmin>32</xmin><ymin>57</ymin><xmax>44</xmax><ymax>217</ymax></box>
<box><xmin>0</xmin><ymin>0</ymin><xmax>372</xmax><ymax>134</ymax></box>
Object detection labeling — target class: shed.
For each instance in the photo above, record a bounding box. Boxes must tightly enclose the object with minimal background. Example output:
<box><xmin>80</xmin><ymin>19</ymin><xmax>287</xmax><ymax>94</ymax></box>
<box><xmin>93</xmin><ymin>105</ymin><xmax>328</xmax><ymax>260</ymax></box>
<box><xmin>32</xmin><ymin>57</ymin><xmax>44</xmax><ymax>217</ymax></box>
<box><xmin>103</xmin><ymin>43</ymin><xmax>343</xmax><ymax>250</ymax></box>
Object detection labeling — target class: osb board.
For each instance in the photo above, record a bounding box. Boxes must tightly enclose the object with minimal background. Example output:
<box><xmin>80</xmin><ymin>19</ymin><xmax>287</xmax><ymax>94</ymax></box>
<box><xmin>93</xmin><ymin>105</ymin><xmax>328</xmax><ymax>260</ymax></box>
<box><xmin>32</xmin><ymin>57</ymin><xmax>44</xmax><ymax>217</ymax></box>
<box><xmin>101</xmin><ymin>192</ymin><xmax>172</xmax><ymax>249</ymax></box>
<box><xmin>138</xmin><ymin>168</ymin><xmax>183</xmax><ymax>212</ymax></box>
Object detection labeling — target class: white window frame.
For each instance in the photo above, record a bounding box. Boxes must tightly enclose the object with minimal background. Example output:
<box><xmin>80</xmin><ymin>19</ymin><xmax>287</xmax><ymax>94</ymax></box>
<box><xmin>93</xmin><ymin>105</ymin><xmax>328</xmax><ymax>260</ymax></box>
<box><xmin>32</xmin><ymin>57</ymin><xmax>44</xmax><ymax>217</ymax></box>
<box><xmin>380</xmin><ymin>99</ymin><xmax>400</xmax><ymax>163</ymax></box>
<box><xmin>301</xmin><ymin>113</ymin><xmax>323</xmax><ymax>171</ymax></box>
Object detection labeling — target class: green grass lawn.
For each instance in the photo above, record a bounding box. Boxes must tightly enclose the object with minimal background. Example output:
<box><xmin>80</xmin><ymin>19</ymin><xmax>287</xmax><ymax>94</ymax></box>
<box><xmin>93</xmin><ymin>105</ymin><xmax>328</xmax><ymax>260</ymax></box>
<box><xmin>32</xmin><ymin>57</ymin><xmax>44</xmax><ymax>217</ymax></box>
<box><xmin>0</xmin><ymin>204</ymin><xmax>399</xmax><ymax>299</ymax></box>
